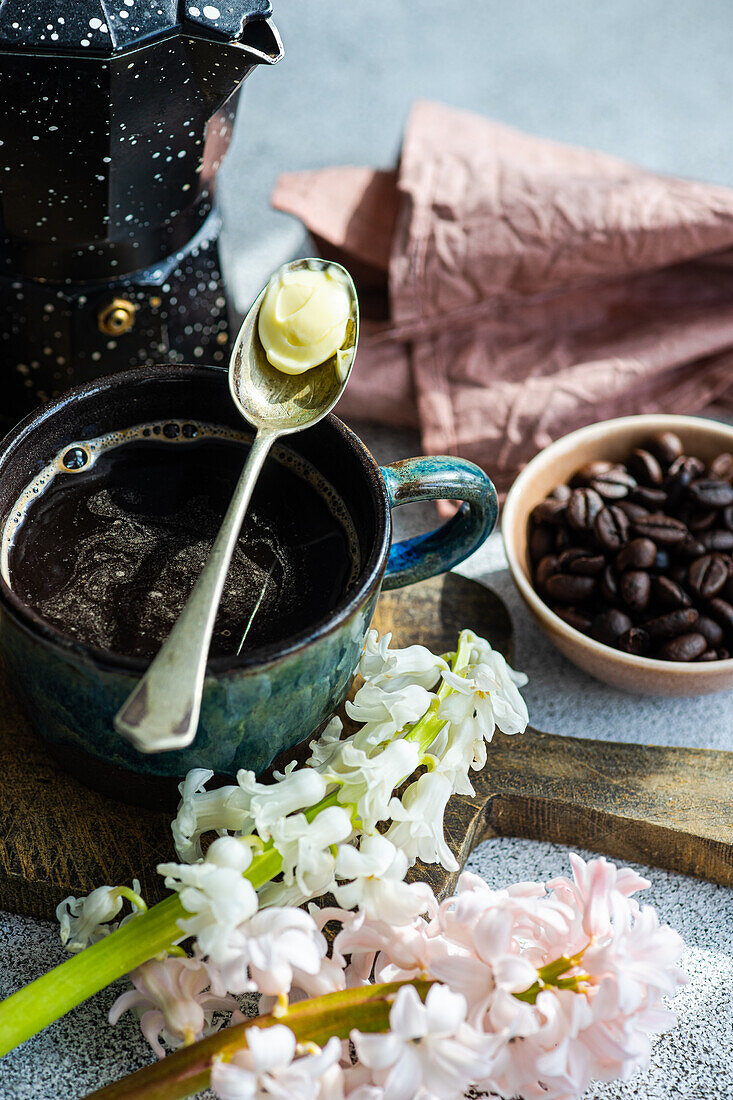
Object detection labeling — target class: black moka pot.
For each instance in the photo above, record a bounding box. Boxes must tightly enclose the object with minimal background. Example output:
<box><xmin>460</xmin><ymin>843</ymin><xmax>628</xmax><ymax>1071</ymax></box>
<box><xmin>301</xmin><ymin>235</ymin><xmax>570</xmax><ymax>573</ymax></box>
<box><xmin>0</xmin><ymin>0</ymin><xmax>282</xmax><ymax>431</ymax></box>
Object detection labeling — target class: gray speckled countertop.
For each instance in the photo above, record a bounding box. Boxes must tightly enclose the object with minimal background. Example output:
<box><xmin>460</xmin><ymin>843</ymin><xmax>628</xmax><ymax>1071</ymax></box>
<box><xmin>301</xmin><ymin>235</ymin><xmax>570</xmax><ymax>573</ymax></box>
<box><xmin>1</xmin><ymin>2</ymin><xmax>732</xmax><ymax>1097</ymax></box>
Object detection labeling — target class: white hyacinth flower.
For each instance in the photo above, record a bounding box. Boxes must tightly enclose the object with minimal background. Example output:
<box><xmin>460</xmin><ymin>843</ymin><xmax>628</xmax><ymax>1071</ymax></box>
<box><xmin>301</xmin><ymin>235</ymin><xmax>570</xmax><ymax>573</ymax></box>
<box><xmin>323</xmin><ymin>738</ymin><xmax>420</xmax><ymax>833</ymax></box>
<box><xmin>271</xmin><ymin>805</ymin><xmax>353</xmax><ymax>898</ymax></box>
<box><xmin>386</xmin><ymin>772</ymin><xmax>458</xmax><ymax>871</ymax></box>
<box><xmin>56</xmin><ymin>880</ymin><xmax>145</xmax><ymax>953</ymax></box>
<box><xmin>334</xmin><ymin>834</ymin><xmax>432</xmax><ymax>925</ymax></box>
<box><xmin>345</xmin><ymin>679</ymin><xmax>434</xmax><ymax>734</ymax></box>
<box><xmin>359</xmin><ymin>629</ymin><xmax>448</xmax><ymax>692</ymax></box>
<box><xmin>306</xmin><ymin>716</ymin><xmax>346</xmax><ymax>770</ymax></box>
<box><xmin>425</xmin><ymin>720</ymin><xmax>487</xmax><ymax>798</ymax></box>
<box><xmin>461</xmin><ymin>629</ymin><xmax>528</xmax><ymax>684</ymax></box>
<box><xmin>159</xmin><ymin>836</ymin><xmax>259</xmax><ymax>967</ymax></box>
<box><xmin>438</xmin><ymin>650</ymin><xmax>528</xmax><ymax>745</ymax></box>
<box><xmin>208</xmin><ymin>905</ymin><xmax>328</xmax><ymax>998</ymax></box>
<box><xmin>352</xmin><ymin>984</ymin><xmax>488</xmax><ymax>1100</ymax></box>
<box><xmin>172</xmin><ymin>769</ymin><xmax>255</xmax><ymax>864</ymax></box>
<box><xmin>237</xmin><ymin>767</ymin><xmax>328</xmax><ymax>842</ymax></box>
<box><xmin>210</xmin><ymin>1024</ymin><xmax>341</xmax><ymax>1100</ymax></box>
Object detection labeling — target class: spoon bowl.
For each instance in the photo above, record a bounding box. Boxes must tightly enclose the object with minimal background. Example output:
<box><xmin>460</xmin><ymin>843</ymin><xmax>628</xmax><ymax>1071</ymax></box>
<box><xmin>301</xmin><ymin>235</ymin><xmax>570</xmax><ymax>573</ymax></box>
<box><xmin>230</xmin><ymin>258</ymin><xmax>359</xmax><ymax>433</ymax></box>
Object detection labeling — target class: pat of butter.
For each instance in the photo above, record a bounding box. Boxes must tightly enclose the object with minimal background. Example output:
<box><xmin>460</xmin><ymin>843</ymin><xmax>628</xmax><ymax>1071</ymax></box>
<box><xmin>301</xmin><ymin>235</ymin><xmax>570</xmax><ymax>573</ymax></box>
<box><xmin>258</xmin><ymin>265</ymin><xmax>351</xmax><ymax>375</ymax></box>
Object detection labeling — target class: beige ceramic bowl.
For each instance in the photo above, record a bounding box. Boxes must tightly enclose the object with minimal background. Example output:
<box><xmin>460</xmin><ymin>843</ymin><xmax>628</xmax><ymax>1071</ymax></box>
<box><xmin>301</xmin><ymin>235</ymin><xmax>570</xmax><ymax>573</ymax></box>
<box><xmin>502</xmin><ymin>414</ymin><xmax>733</xmax><ymax>696</ymax></box>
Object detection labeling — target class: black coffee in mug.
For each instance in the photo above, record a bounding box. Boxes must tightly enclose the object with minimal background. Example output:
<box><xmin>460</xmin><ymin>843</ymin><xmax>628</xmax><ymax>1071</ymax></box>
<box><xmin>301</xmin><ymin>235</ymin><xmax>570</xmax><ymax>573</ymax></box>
<box><xmin>1</xmin><ymin>422</ymin><xmax>361</xmax><ymax>660</ymax></box>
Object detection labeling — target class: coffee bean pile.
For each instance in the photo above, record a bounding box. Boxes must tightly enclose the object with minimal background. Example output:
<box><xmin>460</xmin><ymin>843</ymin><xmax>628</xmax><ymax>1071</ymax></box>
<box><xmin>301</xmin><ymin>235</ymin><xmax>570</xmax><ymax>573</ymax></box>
<box><xmin>528</xmin><ymin>432</ymin><xmax>733</xmax><ymax>661</ymax></box>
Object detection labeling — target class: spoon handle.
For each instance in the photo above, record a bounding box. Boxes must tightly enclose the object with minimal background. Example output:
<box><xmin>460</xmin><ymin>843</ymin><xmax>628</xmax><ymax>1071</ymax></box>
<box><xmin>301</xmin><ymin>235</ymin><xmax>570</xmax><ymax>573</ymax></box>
<box><xmin>114</xmin><ymin>428</ymin><xmax>278</xmax><ymax>753</ymax></box>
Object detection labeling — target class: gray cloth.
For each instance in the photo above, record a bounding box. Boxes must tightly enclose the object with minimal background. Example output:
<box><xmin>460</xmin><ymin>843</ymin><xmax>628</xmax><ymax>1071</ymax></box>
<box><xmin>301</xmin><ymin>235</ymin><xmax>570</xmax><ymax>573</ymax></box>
<box><xmin>1</xmin><ymin>2</ymin><xmax>732</xmax><ymax>1095</ymax></box>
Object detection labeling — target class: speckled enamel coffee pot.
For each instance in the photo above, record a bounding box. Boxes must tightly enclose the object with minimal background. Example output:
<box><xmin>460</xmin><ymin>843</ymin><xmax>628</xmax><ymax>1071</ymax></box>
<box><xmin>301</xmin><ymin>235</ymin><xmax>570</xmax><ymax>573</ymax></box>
<box><xmin>0</xmin><ymin>0</ymin><xmax>282</xmax><ymax>431</ymax></box>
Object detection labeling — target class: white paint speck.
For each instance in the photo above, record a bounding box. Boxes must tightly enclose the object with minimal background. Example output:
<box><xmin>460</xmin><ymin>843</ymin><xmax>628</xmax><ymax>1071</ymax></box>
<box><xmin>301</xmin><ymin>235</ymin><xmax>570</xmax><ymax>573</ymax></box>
<box><xmin>188</xmin><ymin>6</ymin><xmax>201</xmax><ymax>15</ymax></box>
<box><xmin>81</xmin><ymin>38</ymin><xmax>90</xmax><ymax>46</ymax></box>
<box><xmin>203</xmin><ymin>5</ymin><xmax>220</xmax><ymax>17</ymax></box>
<box><xmin>119</xmin><ymin>10</ymin><xmax>129</xmax><ymax>18</ymax></box>
<box><xmin>89</xmin><ymin>17</ymin><xmax>102</xmax><ymax>29</ymax></box>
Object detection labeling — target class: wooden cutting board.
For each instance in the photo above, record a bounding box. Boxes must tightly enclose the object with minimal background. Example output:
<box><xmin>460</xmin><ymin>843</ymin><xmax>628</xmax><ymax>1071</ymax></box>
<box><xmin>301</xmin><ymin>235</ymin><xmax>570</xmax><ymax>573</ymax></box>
<box><xmin>0</xmin><ymin>573</ymin><xmax>731</xmax><ymax>921</ymax></box>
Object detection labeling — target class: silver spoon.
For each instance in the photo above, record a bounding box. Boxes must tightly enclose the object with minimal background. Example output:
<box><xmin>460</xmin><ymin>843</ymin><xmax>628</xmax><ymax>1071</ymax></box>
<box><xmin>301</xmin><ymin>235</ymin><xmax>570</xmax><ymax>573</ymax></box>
<box><xmin>114</xmin><ymin>258</ymin><xmax>359</xmax><ymax>753</ymax></box>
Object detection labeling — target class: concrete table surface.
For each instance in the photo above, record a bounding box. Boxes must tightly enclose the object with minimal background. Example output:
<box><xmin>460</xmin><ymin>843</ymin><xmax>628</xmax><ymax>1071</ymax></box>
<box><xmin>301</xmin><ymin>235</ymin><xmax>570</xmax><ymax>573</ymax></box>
<box><xmin>1</xmin><ymin>2</ymin><xmax>731</xmax><ymax>1097</ymax></box>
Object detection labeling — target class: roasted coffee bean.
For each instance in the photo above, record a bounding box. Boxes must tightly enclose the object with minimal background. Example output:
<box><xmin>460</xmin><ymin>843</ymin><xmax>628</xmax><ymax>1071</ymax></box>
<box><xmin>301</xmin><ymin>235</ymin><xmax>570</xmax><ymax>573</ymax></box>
<box><xmin>628</xmin><ymin>448</ymin><xmax>663</xmax><ymax>486</ymax></box>
<box><xmin>545</xmin><ymin>573</ymin><xmax>596</xmax><ymax>603</ymax></box>
<box><xmin>689</xmin><ymin>478</ymin><xmax>733</xmax><ymax>509</ymax></box>
<box><xmin>687</xmin><ymin>508</ymin><xmax>717</xmax><ymax>532</ymax></box>
<box><xmin>616</xmin><ymin>538</ymin><xmax>657</xmax><ymax>571</ymax></box>
<box><xmin>594</xmin><ymin>505</ymin><xmax>630</xmax><ymax>551</ymax></box>
<box><xmin>558</xmin><ymin>547</ymin><xmax>606</xmax><ymax>575</ymax></box>
<box><xmin>616</xmin><ymin>500</ymin><xmax>650</xmax><ymax>522</ymax></box>
<box><xmin>590</xmin><ymin>609</ymin><xmax>633</xmax><ymax>646</ymax></box>
<box><xmin>566</xmin><ymin>487</ymin><xmax>604</xmax><ymax>532</ymax></box>
<box><xmin>549</xmin><ymin>483</ymin><xmax>572</xmax><ymax>503</ymax></box>
<box><xmin>571</xmin><ymin>460</ymin><xmax>615</xmax><ymax>487</ymax></box>
<box><xmin>531</xmin><ymin>498</ymin><xmax>568</xmax><ymax>525</ymax></box>
<box><xmin>668</xmin><ymin>454</ymin><xmax>705</xmax><ymax>480</ymax></box>
<box><xmin>675</xmin><ymin>533</ymin><xmax>707</xmax><ymax>559</ymax></box>
<box><xmin>535</xmin><ymin>554</ymin><xmax>560</xmax><ymax>590</ymax></box>
<box><xmin>709</xmin><ymin>453</ymin><xmax>733</xmax><ymax>482</ymax></box>
<box><xmin>618</xmin><ymin>627</ymin><xmax>650</xmax><ymax>655</ymax></box>
<box><xmin>700</xmin><ymin>529</ymin><xmax>733</xmax><ymax>552</ymax></box>
<box><xmin>706</xmin><ymin>598</ymin><xmax>733</xmax><ymax>634</ymax></box>
<box><xmin>687</xmin><ymin>553</ymin><xmax>729</xmax><ymax>599</ymax></box>
<box><xmin>620</xmin><ymin>570</ymin><xmax>651</xmax><ymax>613</ymax></box>
<box><xmin>696</xmin><ymin>615</ymin><xmax>724</xmax><ymax>648</ymax></box>
<box><xmin>601</xmin><ymin>565</ymin><xmax>619</xmax><ymax>602</ymax></box>
<box><xmin>589</xmin><ymin>468</ymin><xmax>636</xmax><ymax>500</ymax></box>
<box><xmin>647</xmin><ymin>431</ymin><xmax>684</xmax><ymax>467</ymax></box>
<box><xmin>631</xmin><ymin>512</ymin><xmax>687</xmax><ymax>545</ymax></box>
<box><xmin>658</xmin><ymin>632</ymin><xmax>707</xmax><ymax>662</ymax></box>
<box><xmin>650</xmin><ymin>575</ymin><xmax>692</xmax><ymax>610</ymax></box>
<box><xmin>529</xmin><ymin>523</ymin><xmax>555</xmax><ymax>563</ymax></box>
<box><xmin>629</xmin><ymin>486</ymin><xmax>668</xmax><ymax>509</ymax></box>
<box><xmin>529</xmin><ymin>437</ymin><xmax>733</xmax><ymax>664</ymax></box>
<box><xmin>644</xmin><ymin>608</ymin><xmax>699</xmax><ymax>640</ymax></box>
<box><xmin>553</xmin><ymin>606</ymin><xmax>593</xmax><ymax>632</ymax></box>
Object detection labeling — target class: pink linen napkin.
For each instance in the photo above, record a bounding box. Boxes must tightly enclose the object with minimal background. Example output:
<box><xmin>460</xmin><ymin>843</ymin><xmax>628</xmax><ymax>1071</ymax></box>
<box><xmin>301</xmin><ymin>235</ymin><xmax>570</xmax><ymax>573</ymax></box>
<box><xmin>273</xmin><ymin>100</ymin><xmax>733</xmax><ymax>494</ymax></box>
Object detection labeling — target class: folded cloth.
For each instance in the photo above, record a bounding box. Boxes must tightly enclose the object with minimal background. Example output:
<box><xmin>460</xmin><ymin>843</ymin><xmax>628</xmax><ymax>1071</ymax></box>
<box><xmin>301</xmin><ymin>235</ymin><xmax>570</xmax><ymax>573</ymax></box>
<box><xmin>273</xmin><ymin>100</ymin><xmax>733</xmax><ymax>494</ymax></box>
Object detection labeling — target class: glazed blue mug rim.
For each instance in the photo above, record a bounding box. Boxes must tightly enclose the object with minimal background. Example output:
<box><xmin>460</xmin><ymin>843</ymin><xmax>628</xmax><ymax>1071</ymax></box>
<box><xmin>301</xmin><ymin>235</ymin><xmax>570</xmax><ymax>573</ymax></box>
<box><xmin>0</xmin><ymin>365</ymin><xmax>497</xmax><ymax>679</ymax></box>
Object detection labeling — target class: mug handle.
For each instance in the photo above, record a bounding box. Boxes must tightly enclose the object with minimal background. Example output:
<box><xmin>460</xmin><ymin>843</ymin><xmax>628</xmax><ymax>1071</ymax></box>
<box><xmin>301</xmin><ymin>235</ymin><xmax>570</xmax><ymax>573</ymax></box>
<box><xmin>380</xmin><ymin>456</ymin><xmax>498</xmax><ymax>591</ymax></box>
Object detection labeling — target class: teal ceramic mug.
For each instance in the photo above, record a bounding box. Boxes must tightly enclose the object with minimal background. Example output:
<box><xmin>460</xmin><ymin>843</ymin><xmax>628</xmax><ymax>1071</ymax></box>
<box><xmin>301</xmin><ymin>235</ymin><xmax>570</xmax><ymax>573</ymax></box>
<box><xmin>0</xmin><ymin>366</ymin><xmax>498</xmax><ymax>779</ymax></box>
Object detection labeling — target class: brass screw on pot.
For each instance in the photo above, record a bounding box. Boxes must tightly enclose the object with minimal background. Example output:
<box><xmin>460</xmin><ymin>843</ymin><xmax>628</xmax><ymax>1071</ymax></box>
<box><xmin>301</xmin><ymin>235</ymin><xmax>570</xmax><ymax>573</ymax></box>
<box><xmin>98</xmin><ymin>297</ymin><xmax>136</xmax><ymax>336</ymax></box>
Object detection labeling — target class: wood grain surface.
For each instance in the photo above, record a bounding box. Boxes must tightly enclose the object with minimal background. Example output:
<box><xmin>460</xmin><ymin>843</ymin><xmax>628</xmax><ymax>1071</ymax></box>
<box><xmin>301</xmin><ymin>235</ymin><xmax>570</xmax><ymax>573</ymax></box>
<box><xmin>0</xmin><ymin>573</ymin><xmax>730</xmax><ymax>921</ymax></box>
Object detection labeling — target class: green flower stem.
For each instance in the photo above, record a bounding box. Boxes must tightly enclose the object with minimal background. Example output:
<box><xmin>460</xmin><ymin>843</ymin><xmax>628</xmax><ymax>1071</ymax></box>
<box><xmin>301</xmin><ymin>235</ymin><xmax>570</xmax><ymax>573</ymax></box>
<box><xmin>0</xmin><ymin>633</ymin><xmax>472</xmax><ymax>1057</ymax></box>
<box><xmin>85</xmin><ymin>980</ymin><xmax>434</xmax><ymax>1100</ymax></box>
<box><xmin>513</xmin><ymin>953</ymin><xmax>592</xmax><ymax>1004</ymax></box>
<box><xmin>0</xmin><ymin>894</ymin><xmax>184</xmax><ymax>1056</ymax></box>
